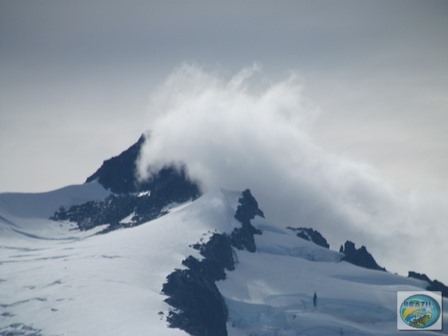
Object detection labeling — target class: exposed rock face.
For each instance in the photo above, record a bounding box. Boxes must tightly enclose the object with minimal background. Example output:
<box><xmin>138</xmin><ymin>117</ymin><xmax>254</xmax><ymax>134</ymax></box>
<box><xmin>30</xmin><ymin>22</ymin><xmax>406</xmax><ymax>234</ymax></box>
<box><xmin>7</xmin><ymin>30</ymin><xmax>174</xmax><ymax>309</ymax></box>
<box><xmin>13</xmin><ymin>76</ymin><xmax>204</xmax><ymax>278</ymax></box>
<box><xmin>162</xmin><ymin>189</ymin><xmax>264</xmax><ymax>336</ymax></box>
<box><xmin>339</xmin><ymin>241</ymin><xmax>386</xmax><ymax>271</ymax></box>
<box><xmin>408</xmin><ymin>271</ymin><xmax>448</xmax><ymax>296</ymax></box>
<box><xmin>408</xmin><ymin>271</ymin><xmax>432</xmax><ymax>283</ymax></box>
<box><xmin>287</xmin><ymin>227</ymin><xmax>330</xmax><ymax>249</ymax></box>
<box><xmin>51</xmin><ymin>135</ymin><xmax>201</xmax><ymax>232</ymax></box>
<box><xmin>85</xmin><ymin>135</ymin><xmax>147</xmax><ymax>194</ymax></box>
<box><xmin>163</xmin><ymin>235</ymin><xmax>234</xmax><ymax>336</ymax></box>
<box><xmin>231</xmin><ymin>189</ymin><xmax>263</xmax><ymax>252</ymax></box>
<box><xmin>52</xmin><ymin>169</ymin><xmax>200</xmax><ymax>232</ymax></box>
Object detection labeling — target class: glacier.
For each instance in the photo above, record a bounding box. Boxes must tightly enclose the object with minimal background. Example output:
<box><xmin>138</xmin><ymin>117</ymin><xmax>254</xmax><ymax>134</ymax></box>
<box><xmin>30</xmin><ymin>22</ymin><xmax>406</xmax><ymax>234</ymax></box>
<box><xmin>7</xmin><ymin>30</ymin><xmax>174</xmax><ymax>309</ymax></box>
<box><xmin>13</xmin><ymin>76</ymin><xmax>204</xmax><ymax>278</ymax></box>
<box><xmin>1</xmin><ymin>183</ymin><xmax>447</xmax><ymax>335</ymax></box>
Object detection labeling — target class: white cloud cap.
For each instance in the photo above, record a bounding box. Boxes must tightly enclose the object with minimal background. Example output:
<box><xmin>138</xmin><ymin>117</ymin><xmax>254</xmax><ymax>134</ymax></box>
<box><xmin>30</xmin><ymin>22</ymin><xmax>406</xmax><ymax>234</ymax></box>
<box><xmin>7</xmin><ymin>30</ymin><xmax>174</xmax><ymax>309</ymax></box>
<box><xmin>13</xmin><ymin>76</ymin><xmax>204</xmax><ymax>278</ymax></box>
<box><xmin>138</xmin><ymin>64</ymin><xmax>448</xmax><ymax>282</ymax></box>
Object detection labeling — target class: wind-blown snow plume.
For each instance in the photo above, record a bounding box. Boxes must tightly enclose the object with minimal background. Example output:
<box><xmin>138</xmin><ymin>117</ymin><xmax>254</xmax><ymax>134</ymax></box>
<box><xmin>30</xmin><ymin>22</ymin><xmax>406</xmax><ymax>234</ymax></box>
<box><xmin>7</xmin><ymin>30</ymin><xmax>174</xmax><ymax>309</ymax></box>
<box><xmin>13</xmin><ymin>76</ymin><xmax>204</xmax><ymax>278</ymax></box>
<box><xmin>138</xmin><ymin>64</ymin><xmax>448</xmax><ymax>281</ymax></box>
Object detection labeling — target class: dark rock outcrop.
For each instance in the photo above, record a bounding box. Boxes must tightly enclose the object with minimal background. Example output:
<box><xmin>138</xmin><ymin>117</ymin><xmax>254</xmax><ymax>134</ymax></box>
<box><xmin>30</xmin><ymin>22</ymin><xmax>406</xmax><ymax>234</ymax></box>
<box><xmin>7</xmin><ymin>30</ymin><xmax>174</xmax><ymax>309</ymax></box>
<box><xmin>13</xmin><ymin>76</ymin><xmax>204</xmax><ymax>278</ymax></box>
<box><xmin>408</xmin><ymin>271</ymin><xmax>432</xmax><ymax>283</ymax></box>
<box><xmin>162</xmin><ymin>189</ymin><xmax>264</xmax><ymax>336</ymax></box>
<box><xmin>86</xmin><ymin>135</ymin><xmax>200</xmax><ymax>196</ymax></box>
<box><xmin>51</xmin><ymin>175</ymin><xmax>200</xmax><ymax>232</ymax></box>
<box><xmin>428</xmin><ymin>280</ymin><xmax>448</xmax><ymax>296</ymax></box>
<box><xmin>163</xmin><ymin>235</ymin><xmax>234</xmax><ymax>336</ymax></box>
<box><xmin>287</xmin><ymin>227</ymin><xmax>330</xmax><ymax>249</ymax></box>
<box><xmin>408</xmin><ymin>271</ymin><xmax>448</xmax><ymax>296</ymax></box>
<box><xmin>85</xmin><ymin>135</ymin><xmax>147</xmax><ymax>194</ymax></box>
<box><xmin>51</xmin><ymin>135</ymin><xmax>201</xmax><ymax>232</ymax></box>
<box><xmin>339</xmin><ymin>241</ymin><xmax>386</xmax><ymax>271</ymax></box>
<box><xmin>230</xmin><ymin>189</ymin><xmax>263</xmax><ymax>252</ymax></box>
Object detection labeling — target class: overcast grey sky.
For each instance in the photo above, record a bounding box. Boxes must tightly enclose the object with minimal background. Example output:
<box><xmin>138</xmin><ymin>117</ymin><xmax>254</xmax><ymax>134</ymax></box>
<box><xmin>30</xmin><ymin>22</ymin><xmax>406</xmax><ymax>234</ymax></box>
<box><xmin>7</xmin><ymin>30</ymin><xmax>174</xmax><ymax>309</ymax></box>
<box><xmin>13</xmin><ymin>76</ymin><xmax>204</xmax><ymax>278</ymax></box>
<box><xmin>1</xmin><ymin>1</ymin><xmax>448</xmax><ymax>279</ymax></box>
<box><xmin>1</xmin><ymin>0</ymin><xmax>447</xmax><ymax>194</ymax></box>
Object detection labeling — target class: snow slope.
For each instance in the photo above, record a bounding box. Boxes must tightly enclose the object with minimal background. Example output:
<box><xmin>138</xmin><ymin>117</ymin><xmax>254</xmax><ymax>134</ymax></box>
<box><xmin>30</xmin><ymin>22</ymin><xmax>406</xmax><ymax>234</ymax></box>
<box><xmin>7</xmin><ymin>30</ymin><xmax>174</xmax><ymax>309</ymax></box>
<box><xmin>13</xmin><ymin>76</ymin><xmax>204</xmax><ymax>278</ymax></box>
<box><xmin>220</xmin><ymin>216</ymin><xmax>448</xmax><ymax>335</ymax></box>
<box><xmin>0</xmin><ymin>182</ymin><xmax>111</xmax><ymax>244</ymax></box>
<box><xmin>0</xmin><ymin>188</ymin><xmax>240</xmax><ymax>336</ymax></box>
<box><xmin>0</xmin><ymin>187</ymin><xmax>446</xmax><ymax>335</ymax></box>
<box><xmin>0</xmin><ymin>181</ymin><xmax>110</xmax><ymax>219</ymax></box>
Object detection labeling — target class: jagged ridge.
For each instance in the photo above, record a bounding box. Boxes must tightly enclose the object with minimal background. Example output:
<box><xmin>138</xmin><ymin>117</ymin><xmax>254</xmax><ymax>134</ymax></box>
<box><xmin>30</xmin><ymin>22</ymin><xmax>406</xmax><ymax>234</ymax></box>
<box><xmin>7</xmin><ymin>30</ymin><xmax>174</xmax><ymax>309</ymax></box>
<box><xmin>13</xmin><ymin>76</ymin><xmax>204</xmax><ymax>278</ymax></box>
<box><xmin>287</xmin><ymin>227</ymin><xmax>330</xmax><ymax>249</ymax></box>
<box><xmin>51</xmin><ymin>136</ymin><xmax>201</xmax><ymax>232</ymax></box>
<box><xmin>162</xmin><ymin>189</ymin><xmax>263</xmax><ymax>336</ymax></box>
<box><xmin>339</xmin><ymin>240</ymin><xmax>386</xmax><ymax>271</ymax></box>
<box><xmin>408</xmin><ymin>271</ymin><xmax>448</xmax><ymax>297</ymax></box>
<box><xmin>86</xmin><ymin>135</ymin><xmax>147</xmax><ymax>194</ymax></box>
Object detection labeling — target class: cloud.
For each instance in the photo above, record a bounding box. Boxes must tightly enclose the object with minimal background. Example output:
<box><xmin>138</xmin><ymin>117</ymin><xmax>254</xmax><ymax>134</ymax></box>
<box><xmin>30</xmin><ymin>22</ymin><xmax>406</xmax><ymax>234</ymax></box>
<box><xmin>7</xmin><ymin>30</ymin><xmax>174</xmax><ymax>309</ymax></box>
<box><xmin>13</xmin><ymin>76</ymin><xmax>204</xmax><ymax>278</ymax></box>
<box><xmin>138</xmin><ymin>64</ymin><xmax>448</xmax><ymax>282</ymax></box>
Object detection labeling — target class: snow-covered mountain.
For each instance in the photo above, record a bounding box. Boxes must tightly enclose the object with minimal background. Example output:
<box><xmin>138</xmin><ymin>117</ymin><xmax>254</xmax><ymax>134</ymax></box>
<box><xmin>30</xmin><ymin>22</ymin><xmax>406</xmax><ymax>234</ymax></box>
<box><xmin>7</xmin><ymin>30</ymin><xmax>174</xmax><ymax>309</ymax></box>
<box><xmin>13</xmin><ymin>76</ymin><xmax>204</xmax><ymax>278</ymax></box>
<box><xmin>1</xmin><ymin>136</ymin><xmax>447</xmax><ymax>336</ymax></box>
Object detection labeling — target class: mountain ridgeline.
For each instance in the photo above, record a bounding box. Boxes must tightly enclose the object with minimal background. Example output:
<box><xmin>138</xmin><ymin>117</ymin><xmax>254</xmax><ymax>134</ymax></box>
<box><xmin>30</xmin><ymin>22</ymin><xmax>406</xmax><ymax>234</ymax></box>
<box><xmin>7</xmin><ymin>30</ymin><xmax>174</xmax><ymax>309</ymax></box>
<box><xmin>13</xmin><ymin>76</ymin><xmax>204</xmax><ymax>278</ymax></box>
<box><xmin>162</xmin><ymin>189</ymin><xmax>264</xmax><ymax>336</ymax></box>
<box><xmin>339</xmin><ymin>240</ymin><xmax>386</xmax><ymax>271</ymax></box>
<box><xmin>51</xmin><ymin>135</ymin><xmax>201</xmax><ymax>232</ymax></box>
<box><xmin>43</xmin><ymin>134</ymin><xmax>448</xmax><ymax>336</ymax></box>
<box><xmin>51</xmin><ymin>133</ymin><xmax>433</xmax><ymax>272</ymax></box>
<box><xmin>287</xmin><ymin>227</ymin><xmax>330</xmax><ymax>249</ymax></box>
<box><xmin>85</xmin><ymin>135</ymin><xmax>148</xmax><ymax>194</ymax></box>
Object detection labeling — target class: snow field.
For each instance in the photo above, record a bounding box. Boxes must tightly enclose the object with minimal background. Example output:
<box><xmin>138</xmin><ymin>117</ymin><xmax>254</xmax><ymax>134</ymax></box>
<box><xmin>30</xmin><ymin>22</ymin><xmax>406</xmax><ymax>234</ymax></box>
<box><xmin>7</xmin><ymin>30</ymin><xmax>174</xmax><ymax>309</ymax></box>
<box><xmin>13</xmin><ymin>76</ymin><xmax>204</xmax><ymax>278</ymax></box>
<box><xmin>0</xmin><ymin>188</ymin><xmax>240</xmax><ymax>335</ymax></box>
<box><xmin>1</xmin><ymin>186</ymin><xmax>447</xmax><ymax>335</ymax></box>
<box><xmin>218</xmin><ymin>216</ymin><xmax>448</xmax><ymax>335</ymax></box>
